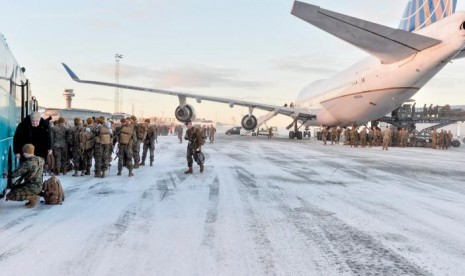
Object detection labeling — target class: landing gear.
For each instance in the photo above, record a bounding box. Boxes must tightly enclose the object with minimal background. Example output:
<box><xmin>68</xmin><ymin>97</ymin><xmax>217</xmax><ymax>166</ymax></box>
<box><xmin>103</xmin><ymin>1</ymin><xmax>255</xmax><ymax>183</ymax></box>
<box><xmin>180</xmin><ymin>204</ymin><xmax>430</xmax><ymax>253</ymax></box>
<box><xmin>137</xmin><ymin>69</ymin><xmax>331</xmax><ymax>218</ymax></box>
<box><xmin>288</xmin><ymin>120</ymin><xmax>303</xmax><ymax>140</ymax></box>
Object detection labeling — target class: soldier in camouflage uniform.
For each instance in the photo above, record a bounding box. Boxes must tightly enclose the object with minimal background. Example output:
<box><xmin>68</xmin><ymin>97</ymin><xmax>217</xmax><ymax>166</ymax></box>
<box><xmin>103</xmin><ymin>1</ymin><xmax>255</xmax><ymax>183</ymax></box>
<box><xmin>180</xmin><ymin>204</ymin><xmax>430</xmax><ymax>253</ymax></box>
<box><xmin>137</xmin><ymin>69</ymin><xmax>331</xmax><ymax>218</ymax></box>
<box><xmin>431</xmin><ymin>128</ymin><xmax>438</xmax><ymax>149</ymax></box>
<box><xmin>184</xmin><ymin>121</ymin><xmax>204</xmax><ymax>174</ymax></box>
<box><xmin>209</xmin><ymin>124</ymin><xmax>216</xmax><ymax>143</ymax></box>
<box><xmin>141</xmin><ymin>119</ymin><xmax>156</xmax><ymax>166</ymax></box>
<box><xmin>177</xmin><ymin>125</ymin><xmax>183</xmax><ymax>143</ymax></box>
<box><xmin>81</xmin><ymin>118</ymin><xmax>95</xmax><ymax>175</ymax></box>
<box><xmin>51</xmin><ymin>117</ymin><xmax>69</xmax><ymax>175</ymax></box>
<box><xmin>6</xmin><ymin>144</ymin><xmax>44</xmax><ymax>208</ymax></box>
<box><xmin>68</xmin><ymin>117</ymin><xmax>84</xmax><ymax>177</ymax></box>
<box><xmin>130</xmin><ymin>115</ymin><xmax>144</xmax><ymax>169</ymax></box>
<box><xmin>117</xmin><ymin>118</ymin><xmax>137</xmax><ymax>176</ymax></box>
<box><xmin>382</xmin><ymin>126</ymin><xmax>392</xmax><ymax>150</ymax></box>
<box><xmin>93</xmin><ymin>117</ymin><xmax>113</xmax><ymax>178</ymax></box>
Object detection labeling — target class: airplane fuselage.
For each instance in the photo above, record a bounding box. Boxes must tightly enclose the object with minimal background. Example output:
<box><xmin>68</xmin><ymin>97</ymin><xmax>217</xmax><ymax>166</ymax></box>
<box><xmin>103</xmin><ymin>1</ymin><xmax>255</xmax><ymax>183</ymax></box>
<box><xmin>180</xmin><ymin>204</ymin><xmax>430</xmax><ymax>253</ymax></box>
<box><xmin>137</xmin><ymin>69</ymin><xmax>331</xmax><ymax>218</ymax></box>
<box><xmin>296</xmin><ymin>11</ymin><xmax>465</xmax><ymax>127</ymax></box>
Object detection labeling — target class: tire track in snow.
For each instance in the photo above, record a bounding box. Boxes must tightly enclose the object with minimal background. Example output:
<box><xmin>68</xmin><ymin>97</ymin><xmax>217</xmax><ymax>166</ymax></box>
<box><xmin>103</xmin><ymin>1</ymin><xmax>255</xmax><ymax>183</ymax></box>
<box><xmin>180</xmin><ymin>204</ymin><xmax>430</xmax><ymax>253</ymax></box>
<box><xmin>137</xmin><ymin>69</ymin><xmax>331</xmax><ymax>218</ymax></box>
<box><xmin>233</xmin><ymin>166</ymin><xmax>278</xmax><ymax>276</ymax></box>
<box><xmin>202</xmin><ymin>176</ymin><xmax>219</xmax><ymax>247</ymax></box>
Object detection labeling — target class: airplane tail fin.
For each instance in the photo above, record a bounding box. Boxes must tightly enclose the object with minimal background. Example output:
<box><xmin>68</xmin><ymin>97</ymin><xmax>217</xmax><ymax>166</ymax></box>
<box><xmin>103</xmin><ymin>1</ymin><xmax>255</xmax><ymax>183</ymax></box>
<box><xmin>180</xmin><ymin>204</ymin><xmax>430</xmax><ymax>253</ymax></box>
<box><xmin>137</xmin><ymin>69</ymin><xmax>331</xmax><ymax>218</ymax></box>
<box><xmin>399</xmin><ymin>0</ymin><xmax>457</xmax><ymax>32</ymax></box>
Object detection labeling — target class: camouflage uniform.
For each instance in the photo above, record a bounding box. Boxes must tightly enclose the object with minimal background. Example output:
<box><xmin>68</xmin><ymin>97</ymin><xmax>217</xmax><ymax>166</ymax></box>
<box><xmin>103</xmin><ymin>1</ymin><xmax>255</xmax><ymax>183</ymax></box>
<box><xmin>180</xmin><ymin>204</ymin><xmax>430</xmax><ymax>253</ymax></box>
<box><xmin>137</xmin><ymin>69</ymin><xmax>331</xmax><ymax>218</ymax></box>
<box><xmin>142</xmin><ymin>124</ymin><xmax>157</xmax><ymax>166</ymax></box>
<box><xmin>51</xmin><ymin>121</ymin><xmax>69</xmax><ymax>174</ymax></box>
<box><xmin>81</xmin><ymin>125</ymin><xmax>95</xmax><ymax>175</ymax></box>
<box><xmin>360</xmin><ymin>127</ymin><xmax>367</xmax><ymax>147</ymax></box>
<box><xmin>382</xmin><ymin>127</ymin><xmax>392</xmax><ymax>150</ymax></box>
<box><xmin>209</xmin><ymin>126</ymin><xmax>216</xmax><ymax>143</ymax></box>
<box><xmin>322</xmin><ymin>128</ymin><xmax>328</xmax><ymax>145</ymax></box>
<box><xmin>7</xmin><ymin>156</ymin><xmax>44</xmax><ymax>201</ymax></box>
<box><xmin>177</xmin><ymin>125</ymin><xmax>183</xmax><ymax>143</ymax></box>
<box><xmin>132</xmin><ymin>122</ymin><xmax>145</xmax><ymax>168</ymax></box>
<box><xmin>94</xmin><ymin>122</ymin><xmax>113</xmax><ymax>177</ymax></box>
<box><xmin>117</xmin><ymin>122</ymin><xmax>137</xmax><ymax>176</ymax></box>
<box><xmin>185</xmin><ymin>125</ymin><xmax>204</xmax><ymax>172</ymax></box>
<box><xmin>431</xmin><ymin>129</ymin><xmax>437</xmax><ymax>149</ymax></box>
<box><xmin>68</xmin><ymin>122</ymin><xmax>84</xmax><ymax>175</ymax></box>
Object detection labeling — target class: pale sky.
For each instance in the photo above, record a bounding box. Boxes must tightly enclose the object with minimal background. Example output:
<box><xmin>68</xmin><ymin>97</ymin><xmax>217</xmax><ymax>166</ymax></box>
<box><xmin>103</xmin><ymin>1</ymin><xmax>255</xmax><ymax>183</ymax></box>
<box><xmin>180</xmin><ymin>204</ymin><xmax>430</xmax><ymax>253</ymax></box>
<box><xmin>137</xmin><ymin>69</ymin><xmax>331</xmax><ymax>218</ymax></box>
<box><xmin>2</xmin><ymin>0</ymin><xmax>465</xmax><ymax>126</ymax></box>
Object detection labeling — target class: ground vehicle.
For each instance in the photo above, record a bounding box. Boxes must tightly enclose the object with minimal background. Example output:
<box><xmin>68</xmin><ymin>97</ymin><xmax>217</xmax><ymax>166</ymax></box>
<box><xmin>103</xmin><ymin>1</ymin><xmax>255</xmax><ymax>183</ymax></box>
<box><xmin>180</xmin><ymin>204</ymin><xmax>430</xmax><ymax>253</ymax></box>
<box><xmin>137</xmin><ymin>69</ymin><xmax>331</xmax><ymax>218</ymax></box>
<box><xmin>0</xmin><ymin>34</ymin><xmax>35</xmax><ymax>198</ymax></box>
<box><xmin>226</xmin><ymin>126</ymin><xmax>242</xmax><ymax>135</ymax></box>
<box><xmin>253</xmin><ymin>126</ymin><xmax>279</xmax><ymax>137</ymax></box>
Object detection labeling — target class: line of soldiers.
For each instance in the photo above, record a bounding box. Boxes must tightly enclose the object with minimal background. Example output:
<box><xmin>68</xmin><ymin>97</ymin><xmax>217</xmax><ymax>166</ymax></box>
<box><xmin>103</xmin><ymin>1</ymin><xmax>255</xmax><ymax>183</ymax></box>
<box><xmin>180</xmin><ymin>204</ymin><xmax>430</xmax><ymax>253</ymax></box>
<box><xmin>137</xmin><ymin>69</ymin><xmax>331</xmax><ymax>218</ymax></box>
<box><xmin>321</xmin><ymin>126</ymin><xmax>409</xmax><ymax>148</ymax></box>
<box><xmin>430</xmin><ymin>128</ymin><xmax>454</xmax><ymax>150</ymax></box>
<box><xmin>49</xmin><ymin>115</ymin><xmax>158</xmax><ymax>178</ymax></box>
<box><xmin>322</xmin><ymin>125</ymin><xmax>454</xmax><ymax>150</ymax></box>
<box><xmin>175</xmin><ymin>124</ymin><xmax>216</xmax><ymax>144</ymax></box>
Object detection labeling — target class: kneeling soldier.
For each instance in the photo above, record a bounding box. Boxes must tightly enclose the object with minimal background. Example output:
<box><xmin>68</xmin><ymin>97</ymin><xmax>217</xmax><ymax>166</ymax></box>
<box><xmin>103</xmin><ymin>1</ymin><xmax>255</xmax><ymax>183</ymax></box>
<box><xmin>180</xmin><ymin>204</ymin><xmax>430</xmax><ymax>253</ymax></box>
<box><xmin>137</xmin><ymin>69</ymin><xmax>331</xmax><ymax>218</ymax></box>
<box><xmin>7</xmin><ymin>144</ymin><xmax>44</xmax><ymax>208</ymax></box>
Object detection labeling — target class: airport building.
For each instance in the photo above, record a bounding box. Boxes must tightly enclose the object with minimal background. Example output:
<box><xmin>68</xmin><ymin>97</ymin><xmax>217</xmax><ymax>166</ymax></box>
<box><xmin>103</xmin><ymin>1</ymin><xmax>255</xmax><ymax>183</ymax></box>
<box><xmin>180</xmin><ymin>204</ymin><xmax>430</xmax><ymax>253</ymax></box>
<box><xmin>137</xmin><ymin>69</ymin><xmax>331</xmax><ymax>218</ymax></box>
<box><xmin>42</xmin><ymin>88</ymin><xmax>111</xmax><ymax>124</ymax></box>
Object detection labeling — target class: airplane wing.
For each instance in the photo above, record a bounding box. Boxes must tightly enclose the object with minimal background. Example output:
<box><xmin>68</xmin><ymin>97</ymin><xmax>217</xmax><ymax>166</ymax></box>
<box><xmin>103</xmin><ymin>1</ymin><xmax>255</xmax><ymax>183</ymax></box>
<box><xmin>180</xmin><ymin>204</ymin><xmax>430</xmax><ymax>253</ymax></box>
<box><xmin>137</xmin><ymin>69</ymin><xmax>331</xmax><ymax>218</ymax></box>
<box><xmin>291</xmin><ymin>1</ymin><xmax>441</xmax><ymax>64</ymax></box>
<box><xmin>61</xmin><ymin>63</ymin><xmax>316</xmax><ymax>122</ymax></box>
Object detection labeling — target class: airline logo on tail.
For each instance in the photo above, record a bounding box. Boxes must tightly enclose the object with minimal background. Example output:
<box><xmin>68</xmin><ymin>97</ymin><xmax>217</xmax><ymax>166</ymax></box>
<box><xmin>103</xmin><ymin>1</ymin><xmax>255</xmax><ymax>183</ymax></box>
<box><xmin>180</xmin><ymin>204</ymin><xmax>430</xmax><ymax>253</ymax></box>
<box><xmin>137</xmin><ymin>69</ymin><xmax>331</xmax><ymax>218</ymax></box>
<box><xmin>399</xmin><ymin>0</ymin><xmax>458</xmax><ymax>32</ymax></box>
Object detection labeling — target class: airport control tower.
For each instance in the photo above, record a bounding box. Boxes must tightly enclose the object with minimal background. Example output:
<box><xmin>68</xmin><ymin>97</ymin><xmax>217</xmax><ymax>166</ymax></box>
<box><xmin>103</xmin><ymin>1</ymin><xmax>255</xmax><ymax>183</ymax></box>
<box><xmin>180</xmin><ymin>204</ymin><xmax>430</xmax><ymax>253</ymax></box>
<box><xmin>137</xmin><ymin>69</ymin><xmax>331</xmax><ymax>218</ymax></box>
<box><xmin>63</xmin><ymin>88</ymin><xmax>75</xmax><ymax>109</ymax></box>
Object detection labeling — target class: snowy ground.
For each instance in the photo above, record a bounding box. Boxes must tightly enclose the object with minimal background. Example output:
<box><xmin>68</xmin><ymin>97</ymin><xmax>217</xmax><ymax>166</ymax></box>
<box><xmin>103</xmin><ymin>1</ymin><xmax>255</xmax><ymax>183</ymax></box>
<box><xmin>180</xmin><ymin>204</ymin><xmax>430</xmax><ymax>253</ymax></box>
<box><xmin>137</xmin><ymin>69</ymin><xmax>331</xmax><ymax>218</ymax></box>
<box><xmin>1</xmin><ymin>134</ymin><xmax>464</xmax><ymax>276</ymax></box>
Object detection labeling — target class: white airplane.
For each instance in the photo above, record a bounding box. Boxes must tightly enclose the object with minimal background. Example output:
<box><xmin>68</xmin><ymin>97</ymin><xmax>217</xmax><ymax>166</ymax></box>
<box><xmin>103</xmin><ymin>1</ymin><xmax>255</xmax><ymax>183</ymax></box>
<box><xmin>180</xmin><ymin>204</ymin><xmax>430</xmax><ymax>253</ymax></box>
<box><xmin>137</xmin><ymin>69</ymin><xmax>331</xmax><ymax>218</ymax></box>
<box><xmin>63</xmin><ymin>0</ymin><xmax>465</xmax><ymax>139</ymax></box>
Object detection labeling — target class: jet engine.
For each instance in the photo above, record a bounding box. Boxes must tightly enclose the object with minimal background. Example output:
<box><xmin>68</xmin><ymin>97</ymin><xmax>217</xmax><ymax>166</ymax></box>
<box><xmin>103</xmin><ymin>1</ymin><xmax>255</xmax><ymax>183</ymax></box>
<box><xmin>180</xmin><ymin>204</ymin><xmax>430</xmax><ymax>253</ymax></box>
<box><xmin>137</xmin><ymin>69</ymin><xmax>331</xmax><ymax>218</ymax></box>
<box><xmin>175</xmin><ymin>104</ymin><xmax>196</xmax><ymax>122</ymax></box>
<box><xmin>241</xmin><ymin>115</ymin><xmax>257</xmax><ymax>131</ymax></box>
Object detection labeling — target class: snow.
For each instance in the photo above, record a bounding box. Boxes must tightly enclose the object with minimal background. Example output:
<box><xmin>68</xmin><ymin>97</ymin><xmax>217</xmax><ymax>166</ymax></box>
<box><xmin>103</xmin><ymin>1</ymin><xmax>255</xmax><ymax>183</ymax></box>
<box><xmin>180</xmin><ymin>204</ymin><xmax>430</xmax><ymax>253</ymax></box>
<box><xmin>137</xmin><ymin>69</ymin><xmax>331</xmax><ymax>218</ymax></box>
<box><xmin>1</xmin><ymin>134</ymin><xmax>465</xmax><ymax>276</ymax></box>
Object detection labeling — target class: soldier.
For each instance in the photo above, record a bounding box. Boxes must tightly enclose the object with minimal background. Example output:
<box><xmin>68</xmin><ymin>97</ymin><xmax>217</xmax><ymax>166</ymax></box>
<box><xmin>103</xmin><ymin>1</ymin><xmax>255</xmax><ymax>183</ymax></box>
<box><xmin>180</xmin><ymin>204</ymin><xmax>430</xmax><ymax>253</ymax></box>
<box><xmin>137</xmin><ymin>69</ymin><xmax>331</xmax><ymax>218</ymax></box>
<box><xmin>6</xmin><ymin>144</ymin><xmax>44</xmax><ymax>208</ymax></box>
<box><xmin>431</xmin><ymin>128</ymin><xmax>438</xmax><ymax>149</ymax></box>
<box><xmin>350</xmin><ymin>127</ymin><xmax>357</xmax><ymax>148</ymax></box>
<box><xmin>343</xmin><ymin>127</ymin><xmax>349</xmax><ymax>145</ymax></box>
<box><xmin>330</xmin><ymin>128</ymin><xmax>336</xmax><ymax>145</ymax></box>
<box><xmin>428</xmin><ymin>104</ymin><xmax>434</xmax><ymax>117</ymax></box>
<box><xmin>117</xmin><ymin>118</ymin><xmax>136</xmax><ymax>176</ymax></box>
<box><xmin>446</xmin><ymin>130</ymin><xmax>453</xmax><ymax>149</ymax></box>
<box><xmin>209</xmin><ymin>124</ymin><xmax>216</xmax><ymax>143</ymax></box>
<box><xmin>411</xmin><ymin>102</ymin><xmax>416</xmax><ymax>118</ymax></box>
<box><xmin>184</xmin><ymin>121</ymin><xmax>204</xmax><ymax>174</ymax></box>
<box><xmin>141</xmin><ymin>119</ymin><xmax>156</xmax><ymax>166</ymax></box>
<box><xmin>81</xmin><ymin>118</ymin><xmax>95</xmax><ymax>175</ymax></box>
<box><xmin>367</xmin><ymin>127</ymin><xmax>373</xmax><ymax>147</ymax></box>
<box><xmin>93</xmin><ymin>117</ymin><xmax>113</xmax><ymax>178</ymax></box>
<box><xmin>423</xmin><ymin>104</ymin><xmax>427</xmax><ymax>117</ymax></box>
<box><xmin>382</xmin><ymin>126</ymin><xmax>392</xmax><ymax>150</ymax></box>
<box><xmin>336</xmin><ymin>127</ymin><xmax>342</xmax><ymax>144</ymax></box>
<box><xmin>68</xmin><ymin>117</ymin><xmax>84</xmax><ymax>177</ymax></box>
<box><xmin>401</xmin><ymin>128</ymin><xmax>409</xmax><ymax>147</ymax></box>
<box><xmin>131</xmin><ymin>115</ymin><xmax>146</xmax><ymax>169</ymax></box>
<box><xmin>201</xmin><ymin>125</ymin><xmax>208</xmax><ymax>141</ymax></box>
<box><xmin>439</xmin><ymin>130</ymin><xmax>446</xmax><ymax>150</ymax></box>
<box><xmin>322</xmin><ymin>127</ymin><xmax>328</xmax><ymax>145</ymax></box>
<box><xmin>51</xmin><ymin>117</ymin><xmax>69</xmax><ymax>175</ymax></box>
<box><xmin>177</xmin><ymin>125</ymin><xmax>183</xmax><ymax>143</ymax></box>
<box><xmin>360</xmin><ymin>127</ymin><xmax>367</xmax><ymax>147</ymax></box>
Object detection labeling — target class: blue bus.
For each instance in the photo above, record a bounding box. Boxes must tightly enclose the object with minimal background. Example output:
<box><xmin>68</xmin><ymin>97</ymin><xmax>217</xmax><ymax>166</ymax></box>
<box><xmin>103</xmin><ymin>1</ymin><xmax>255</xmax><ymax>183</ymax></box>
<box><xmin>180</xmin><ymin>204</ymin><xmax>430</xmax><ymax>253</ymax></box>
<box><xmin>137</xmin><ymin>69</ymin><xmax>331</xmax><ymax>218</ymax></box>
<box><xmin>0</xmin><ymin>33</ymin><xmax>37</xmax><ymax>197</ymax></box>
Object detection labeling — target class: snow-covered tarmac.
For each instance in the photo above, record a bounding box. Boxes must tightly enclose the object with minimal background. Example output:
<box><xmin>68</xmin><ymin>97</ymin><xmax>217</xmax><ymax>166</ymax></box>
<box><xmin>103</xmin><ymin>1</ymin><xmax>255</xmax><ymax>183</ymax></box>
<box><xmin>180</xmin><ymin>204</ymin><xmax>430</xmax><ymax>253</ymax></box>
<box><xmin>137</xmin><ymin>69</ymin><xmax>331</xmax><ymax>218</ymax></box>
<box><xmin>1</xmin><ymin>134</ymin><xmax>464</xmax><ymax>276</ymax></box>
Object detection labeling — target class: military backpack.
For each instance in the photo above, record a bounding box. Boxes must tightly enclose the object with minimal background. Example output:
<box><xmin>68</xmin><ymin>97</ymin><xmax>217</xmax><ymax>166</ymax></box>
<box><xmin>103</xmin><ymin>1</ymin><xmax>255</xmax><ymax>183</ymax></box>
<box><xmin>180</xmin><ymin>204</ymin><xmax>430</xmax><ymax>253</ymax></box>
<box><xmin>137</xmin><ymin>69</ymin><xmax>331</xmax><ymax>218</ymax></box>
<box><xmin>136</xmin><ymin>123</ymin><xmax>148</xmax><ymax>140</ymax></box>
<box><xmin>42</xmin><ymin>175</ymin><xmax>65</xmax><ymax>205</ymax></box>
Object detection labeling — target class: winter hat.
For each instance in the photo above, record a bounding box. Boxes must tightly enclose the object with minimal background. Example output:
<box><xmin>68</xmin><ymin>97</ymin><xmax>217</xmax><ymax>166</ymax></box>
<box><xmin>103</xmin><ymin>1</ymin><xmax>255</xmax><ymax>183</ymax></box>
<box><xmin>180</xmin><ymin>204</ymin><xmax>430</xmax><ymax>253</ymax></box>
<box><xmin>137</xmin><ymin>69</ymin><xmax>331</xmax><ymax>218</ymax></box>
<box><xmin>58</xmin><ymin>117</ymin><xmax>66</xmax><ymax>124</ymax></box>
<box><xmin>22</xmin><ymin>144</ymin><xmax>35</xmax><ymax>155</ymax></box>
<box><xmin>74</xmin><ymin>117</ymin><xmax>81</xmax><ymax>126</ymax></box>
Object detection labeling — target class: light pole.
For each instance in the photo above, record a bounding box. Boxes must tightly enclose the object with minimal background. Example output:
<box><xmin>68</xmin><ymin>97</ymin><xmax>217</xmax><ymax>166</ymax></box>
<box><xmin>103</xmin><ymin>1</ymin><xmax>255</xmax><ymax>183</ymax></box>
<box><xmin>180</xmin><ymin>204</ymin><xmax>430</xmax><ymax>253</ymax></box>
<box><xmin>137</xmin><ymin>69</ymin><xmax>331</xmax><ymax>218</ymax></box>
<box><xmin>114</xmin><ymin>53</ymin><xmax>123</xmax><ymax>113</ymax></box>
